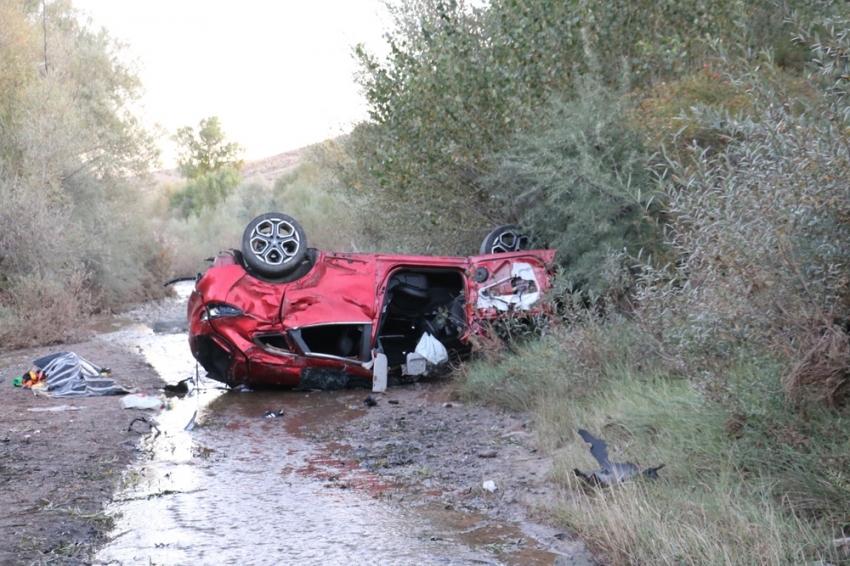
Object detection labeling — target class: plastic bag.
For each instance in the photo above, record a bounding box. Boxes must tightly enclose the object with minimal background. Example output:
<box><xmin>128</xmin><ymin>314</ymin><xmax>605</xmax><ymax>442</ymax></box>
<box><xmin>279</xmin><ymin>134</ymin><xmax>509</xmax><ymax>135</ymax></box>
<box><xmin>415</xmin><ymin>333</ymin><xmax>449</xmax><ymax>365</ymax></box>
<box><xmin>120</xmin><ymin>394</ymin><xmax>164</xmax><ymax>410</ymax></box>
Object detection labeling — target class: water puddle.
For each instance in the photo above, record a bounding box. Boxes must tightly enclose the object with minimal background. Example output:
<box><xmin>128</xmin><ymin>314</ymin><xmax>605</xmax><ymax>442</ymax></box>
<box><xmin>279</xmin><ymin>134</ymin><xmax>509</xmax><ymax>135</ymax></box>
<box><xmin>94</xmin><ymin>283</ymin><xmax>563</xmax><ymax>565</ymax></box>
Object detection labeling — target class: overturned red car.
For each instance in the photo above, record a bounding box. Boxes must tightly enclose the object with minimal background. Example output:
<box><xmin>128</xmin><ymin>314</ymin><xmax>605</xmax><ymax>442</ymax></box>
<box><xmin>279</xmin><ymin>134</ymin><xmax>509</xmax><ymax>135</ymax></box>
<box><xmin>187</xmin><ymin>212</ymin><xmax>556</xmax><ymax>390</ymax></box>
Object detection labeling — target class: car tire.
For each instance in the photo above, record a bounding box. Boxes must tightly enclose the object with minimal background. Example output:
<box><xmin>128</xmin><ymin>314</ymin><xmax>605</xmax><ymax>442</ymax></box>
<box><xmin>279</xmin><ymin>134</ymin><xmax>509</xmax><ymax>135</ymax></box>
<box><xmin>241</xmin><ymin>212</ymin><xmax>308</xmax><ymax>277</ymax></box>
<box><xmin>479</xmin><ymin>225</ymin><xmax>532</xmax><ymax>254</ymax></box>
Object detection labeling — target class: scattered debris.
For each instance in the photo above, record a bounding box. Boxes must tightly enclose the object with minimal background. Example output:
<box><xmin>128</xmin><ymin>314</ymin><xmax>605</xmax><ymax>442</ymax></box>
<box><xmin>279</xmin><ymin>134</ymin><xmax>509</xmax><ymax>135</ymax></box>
<box><xmin>164</xmin><ymin>378</ymin><xmax>191</xmax><ymax>395</ymax></box>
<box><xmin>120</xmin><ymin>393</ymin><xmax>165</xmax><ymax>410</ymax></box>
<box><xmin>482</xmin><ymin>480</ymin><xmax>498</xmax><ymax>493</ymax></box>
<box><xmin>185</xmin><ymin>410</ymin><xmax>197</xmax><ymax>431</ymax></box>
<box><xmin>127</xmin><ymin>417</ymin><xmax>159</xmax><ymax>434</ymax></box>
<box><xmin>573</xmin><ymin>429</ymin><xmax>664</xmax><ymax>486</ymax></box>
<box><xmin>364</xmin><ymin>395</ymin><xmax>378</xmax><ymax>407</ymax></box>
<box><xmin>263</xmin><ymin>410</ymin><xmax>284</xmax><ymax>418</ymax></box>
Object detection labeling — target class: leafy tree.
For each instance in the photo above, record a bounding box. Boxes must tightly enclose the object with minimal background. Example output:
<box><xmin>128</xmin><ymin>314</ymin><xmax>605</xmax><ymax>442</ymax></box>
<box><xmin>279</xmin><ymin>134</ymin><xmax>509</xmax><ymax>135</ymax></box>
<box><xmin>0</xmin><ymin>0</ymin><xmax>165</xmax><ymax>348</ymax></box>
<box><xmin>173</xmin><ymin>116</ymin><xmax>244</xmax><ymax>179</ymax></box>
<box><xmin>482</xmin><ymin>79</ymin><xmax>664</xmax><ymax>297</ymax></box>
<box><xmin>168</xmin><ymin>166</ymin><xmax>242</xmax><ymax>218</ymax></box>
<box><xmin>335</xmin><ymin>0</ymin><xmax>832</xmax><ymax>257</ymax></box>
<box><xmin>169</xmin><ymin>117</ymin><xmax>244</xmax><ymax>217</ymax></box>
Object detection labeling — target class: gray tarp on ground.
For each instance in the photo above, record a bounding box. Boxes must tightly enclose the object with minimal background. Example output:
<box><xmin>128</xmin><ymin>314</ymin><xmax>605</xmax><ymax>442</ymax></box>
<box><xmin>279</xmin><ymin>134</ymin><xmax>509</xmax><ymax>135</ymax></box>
<box><xmin>32</xmin><ymin>352</ymin><xmax>129</xmax><ymax>398</ymax></box>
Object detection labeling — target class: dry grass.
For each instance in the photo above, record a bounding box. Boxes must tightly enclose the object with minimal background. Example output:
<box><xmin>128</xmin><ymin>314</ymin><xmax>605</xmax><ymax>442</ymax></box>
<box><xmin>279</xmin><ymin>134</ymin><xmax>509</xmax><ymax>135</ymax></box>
<box><xmin>554</xmin><ymin>477</ymin><xmax>827</xmax><ymax>565</ymax></box>
<box><xmin>0</xmin><ymin>271</ymin><xmax>92</xmax><ymax>350</ymax></box>
<box><xmin>457</xmin><ymin>317</ymin><xmax>849</xmax><ymax>564</ymax></box>
<box><xmin>783</xmin><ymin>318</ymin><xmax>850</xmax><ymax>407</ymax></box>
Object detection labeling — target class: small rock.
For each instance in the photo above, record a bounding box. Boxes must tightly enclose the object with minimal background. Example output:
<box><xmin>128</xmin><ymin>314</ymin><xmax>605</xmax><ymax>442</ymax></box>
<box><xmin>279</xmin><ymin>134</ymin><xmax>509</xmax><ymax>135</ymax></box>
<box><xmin>364</xmin><ymin>395</ymin><xmax>378</xmax><ymax>407</ymax></box>
<box><xmin>482</xmin><ymin>480</ymin><xmax>497</xmax><ymax>493</ymax></box>
<box><xmin>478</xmin><ymin>450</ymin><xmax>498</xmax><ymax>459</ymax></box>
<box><xmin>388</xmin><ymin>399</ymin><xmax>400</xmax><ymax>405</ymax></box>
<box><xmin>263</xmin><ymin>410</ymin><xmax>284</xmax><ymax>418</ymax></box>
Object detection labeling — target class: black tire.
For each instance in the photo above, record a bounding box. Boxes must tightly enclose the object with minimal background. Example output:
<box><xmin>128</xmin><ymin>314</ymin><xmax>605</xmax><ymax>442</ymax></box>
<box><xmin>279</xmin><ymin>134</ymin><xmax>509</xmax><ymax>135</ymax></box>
<box><xmin>479</xmin><ymin>225</ymin><xmax>532</xmax><ymax>255</ymax></box>
<box><xmin>241</xmin><ymin>213</ymin><xmax>308</xmax><ymax>277</ymax></box>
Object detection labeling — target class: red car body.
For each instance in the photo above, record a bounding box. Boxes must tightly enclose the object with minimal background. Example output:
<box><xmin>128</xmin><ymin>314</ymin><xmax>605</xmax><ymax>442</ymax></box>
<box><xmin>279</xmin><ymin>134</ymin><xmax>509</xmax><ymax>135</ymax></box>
<box><xmin>188</xmin><ymin>247</ymin><xmax>556</xmax><ymax>389</ymax></box>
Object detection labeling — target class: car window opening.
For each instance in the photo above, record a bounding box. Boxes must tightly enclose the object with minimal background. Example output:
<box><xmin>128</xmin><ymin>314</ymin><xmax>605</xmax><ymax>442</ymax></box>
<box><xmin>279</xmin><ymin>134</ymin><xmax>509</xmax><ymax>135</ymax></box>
<box><xmin>377</xmin><ymin>269</ymin><xmax>468</xmax><ymax>367</ymax></box>
<box><xmin>255</xmin><ymin>333</ymin><xmax>292</xmax><ymax>354</ymax></box>
<box><xmin>297</xmin><ymin>324</ymin><xmax>368</xmax><ymax>360</ymax></box>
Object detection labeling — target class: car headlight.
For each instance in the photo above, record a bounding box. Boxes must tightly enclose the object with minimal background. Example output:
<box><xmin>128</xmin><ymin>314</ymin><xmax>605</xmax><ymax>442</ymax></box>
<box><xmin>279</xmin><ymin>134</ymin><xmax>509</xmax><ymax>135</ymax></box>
<box><xmin>201</xmin><ymin>303</ymin><xmax>244</xmax><ymax>321</ymax></box>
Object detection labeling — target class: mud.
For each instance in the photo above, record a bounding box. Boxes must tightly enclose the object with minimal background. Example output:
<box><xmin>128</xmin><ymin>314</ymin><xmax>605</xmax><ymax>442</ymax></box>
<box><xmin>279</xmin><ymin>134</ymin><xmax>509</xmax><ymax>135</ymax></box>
<box><xmin>0</xmin><ymin>340</ymin><xmax>165</xmax><ymax>565</ymax></box>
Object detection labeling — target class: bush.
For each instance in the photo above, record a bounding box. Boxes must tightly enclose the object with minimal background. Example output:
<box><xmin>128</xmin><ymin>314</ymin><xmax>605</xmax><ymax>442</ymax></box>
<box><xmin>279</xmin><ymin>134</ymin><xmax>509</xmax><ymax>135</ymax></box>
<box><xmin>164</xmin><ymin>161</ymin><xmax>366</xmax><ymax>276</ymax></box>
<box><xmin>482</xmin><ymin>79</ymin><xmax>665</xmax><ymax>298</ymax></box>
<box><xmin>632</xmin><ymin>43</ymin><xmax>850</xmax><ymax>404</ymax></box>
<box><xmin>0</xmin><ymin>1</ymin><xmax>167</xmax><ymax>349</ymax></box>
<box><xmin>0</xmin><ymin>271</ymin><xmax>92</xmax><ymax>349</ymax></box>
<box><xmin>168</xmin><ymin>167</ymin><xmax>242</xmax><ymax>218</ymax></box>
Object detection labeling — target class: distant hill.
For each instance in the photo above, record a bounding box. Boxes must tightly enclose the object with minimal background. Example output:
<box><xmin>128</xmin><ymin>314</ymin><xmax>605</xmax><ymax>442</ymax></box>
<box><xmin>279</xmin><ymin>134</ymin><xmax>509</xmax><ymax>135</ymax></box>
<box><xmin>153</xmin><ymin>146</ymin><xmax>308</xmax><ymax>187</ymax></box>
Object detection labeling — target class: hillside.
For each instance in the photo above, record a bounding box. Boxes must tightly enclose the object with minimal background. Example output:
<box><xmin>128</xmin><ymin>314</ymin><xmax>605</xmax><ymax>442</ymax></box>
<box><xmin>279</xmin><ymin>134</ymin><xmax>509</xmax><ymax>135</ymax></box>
<box><xmin>153</xmin><ymin>146</ymin><xmax>308</xmax><ymax>187</ymax></box>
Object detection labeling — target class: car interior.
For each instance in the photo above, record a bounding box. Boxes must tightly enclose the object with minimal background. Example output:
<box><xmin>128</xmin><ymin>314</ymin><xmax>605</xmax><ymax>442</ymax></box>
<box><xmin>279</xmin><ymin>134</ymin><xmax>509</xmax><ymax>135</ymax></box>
<box><xmin>375</xmin><ymin>268</ymin><xmax>468</xmax><ymax>367</ymax></box>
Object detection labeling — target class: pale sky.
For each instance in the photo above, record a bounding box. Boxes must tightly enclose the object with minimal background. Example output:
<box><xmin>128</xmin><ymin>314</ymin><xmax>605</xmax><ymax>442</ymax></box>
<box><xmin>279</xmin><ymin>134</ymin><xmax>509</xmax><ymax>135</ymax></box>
<box><xmin>73</xmin><ymin>0</ymin><xmax>389</xmax><ymax>167</ymax></box>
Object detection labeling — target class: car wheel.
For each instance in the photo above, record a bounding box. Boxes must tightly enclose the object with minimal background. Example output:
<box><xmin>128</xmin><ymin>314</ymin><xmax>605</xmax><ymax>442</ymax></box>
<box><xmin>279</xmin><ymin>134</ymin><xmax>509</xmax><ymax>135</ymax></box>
<box><xmin>241</xmin><ymin>213</ymin><xmax>308</xmax><ymax>277</ymax></box>
<box><xmin>479</xmin><ymin>225</ymin><xmax>532</xmax><ymax>254</ymax></box>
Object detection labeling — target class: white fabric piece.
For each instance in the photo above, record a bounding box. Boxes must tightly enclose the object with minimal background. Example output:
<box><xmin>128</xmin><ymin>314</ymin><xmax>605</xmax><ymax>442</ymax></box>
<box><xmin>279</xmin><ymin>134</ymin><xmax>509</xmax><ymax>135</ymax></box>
<box><xmin>414</xmin><ymin>333</ymin><xmax>449</xmax><ymax>365</ymax></box>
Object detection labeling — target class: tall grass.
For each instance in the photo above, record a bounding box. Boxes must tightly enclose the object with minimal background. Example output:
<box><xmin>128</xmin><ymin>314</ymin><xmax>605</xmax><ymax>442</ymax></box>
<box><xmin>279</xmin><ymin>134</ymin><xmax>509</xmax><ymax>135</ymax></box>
<box><xmin>458</xmin><ymin>319</ymin><xmax>849</xmax><ymax>564</ymax></box>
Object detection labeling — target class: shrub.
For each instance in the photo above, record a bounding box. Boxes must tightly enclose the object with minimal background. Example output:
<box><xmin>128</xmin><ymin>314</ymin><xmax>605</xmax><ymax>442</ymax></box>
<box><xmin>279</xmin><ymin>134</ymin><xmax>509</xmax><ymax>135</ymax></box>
<box><xmin>632</xmin><ymin>43</ymin><xmax>850</xmax><ymax>405</ymax></box>
<box><xmin>168</xmin><ymin>167</ymin><xmax>242</xmax><ymax>218</ymax></box>
<box><xmin>0</xmin><ymin>0</ymin><xmax>167</xmax><ymax>349</ymax></box>
<box><xmin>0</xmin><ymin>271</ymin><xmax>92</xmax><ymax>349</ymax></box>
<box><xmin>164</xmin><ymin>161</ymin><xmax>366</xmax><ymax>275</ymax></box>
<box><xmin>482</xmin><ymin>79</ymin><xmax>665</xmax><ymax>298</ymax></box>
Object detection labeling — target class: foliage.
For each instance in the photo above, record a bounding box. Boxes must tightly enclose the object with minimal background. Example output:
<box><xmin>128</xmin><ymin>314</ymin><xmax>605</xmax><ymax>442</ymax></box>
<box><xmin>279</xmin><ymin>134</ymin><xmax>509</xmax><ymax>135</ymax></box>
<box><xmin>631</xmin><ymin>40</ymin><xmax>850</xmax><ymax>405</ymax></box>
<box><xmin>482</xmin><ymin>79</ymin><xmax>665</xmax><ymax>297</ymax></box>
<box><xmin>628</xmin><ymin>62</ymin><xmax>756</xmax><ymax>156</ymax></box>
<box><xmin>459</xmin><ymin>316</ymin><xmax>849</xmax><ymax>564</ymax></box>
<box><xmin>0</xmin><ymin>0</ymin><xmax>165</xmax><ymax>349</ymax></box>
<box><xmin>452</xmin><ymin>9</ymin><xmax>850</xmax><ymax>563</ymax></box>
<box><xmin>335</xmin><ymin>0</ymin><xmax>830</xmax><ymax>257</ymax></box>
<box><xmin>168</xmin><ymin>167</ymin><xmax>241</xmax><ymax>218</ymax></box>
<box><xmin>168</xmin><ymin>117</ymin><xmax>245</xmax><ymax>218</ymax></box>
<box><xmin>164</xmin><ymin>160</ymin><xmax>366</xmax><ymax>276</ymax></box>
<box><xmin>173</xmin><ymin>116</ymin><xmax>244</xmax><ymax>179</ymax></box>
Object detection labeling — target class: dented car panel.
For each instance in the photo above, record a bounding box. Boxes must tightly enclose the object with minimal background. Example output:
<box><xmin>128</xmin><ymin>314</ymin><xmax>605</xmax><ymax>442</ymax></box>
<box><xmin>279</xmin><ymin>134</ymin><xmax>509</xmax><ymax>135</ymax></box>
<box><xmin>188</xmin><ymin>242</ymin><xmax>556</xmax><ymax>389</ymax></box>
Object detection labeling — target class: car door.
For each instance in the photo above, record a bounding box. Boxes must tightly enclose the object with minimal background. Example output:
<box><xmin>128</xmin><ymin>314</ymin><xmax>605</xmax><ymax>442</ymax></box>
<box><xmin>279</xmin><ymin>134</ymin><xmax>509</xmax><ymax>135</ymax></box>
<box><xmin>467</xmin><ymin>249</ymin><xmax>557</xmax><ymax>330</ymax></box>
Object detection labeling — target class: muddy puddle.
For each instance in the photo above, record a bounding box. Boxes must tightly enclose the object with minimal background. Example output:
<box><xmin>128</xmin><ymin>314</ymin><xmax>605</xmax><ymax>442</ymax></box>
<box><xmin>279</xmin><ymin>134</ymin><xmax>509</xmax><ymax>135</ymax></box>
<box><xmin>93</xmin><ymin>283</ymin><xmax>565</xmax><ymax>565</ymax></box>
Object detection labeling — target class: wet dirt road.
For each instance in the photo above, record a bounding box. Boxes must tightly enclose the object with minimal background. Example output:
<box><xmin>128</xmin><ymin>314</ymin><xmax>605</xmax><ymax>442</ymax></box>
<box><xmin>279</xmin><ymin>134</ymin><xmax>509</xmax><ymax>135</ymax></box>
<box><xmin>92</xmin><ymin>285</ymin><xmax>576</xmax><ymax>565</ymax></box>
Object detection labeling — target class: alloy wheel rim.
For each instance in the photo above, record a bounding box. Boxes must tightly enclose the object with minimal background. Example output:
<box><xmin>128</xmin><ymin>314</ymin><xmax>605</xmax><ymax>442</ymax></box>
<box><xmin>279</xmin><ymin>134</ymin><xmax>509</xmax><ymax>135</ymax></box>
<box><xmin>248</xmin><ymin>218</ymin><xmax>301</xmax><ymax>266</ymax></box>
